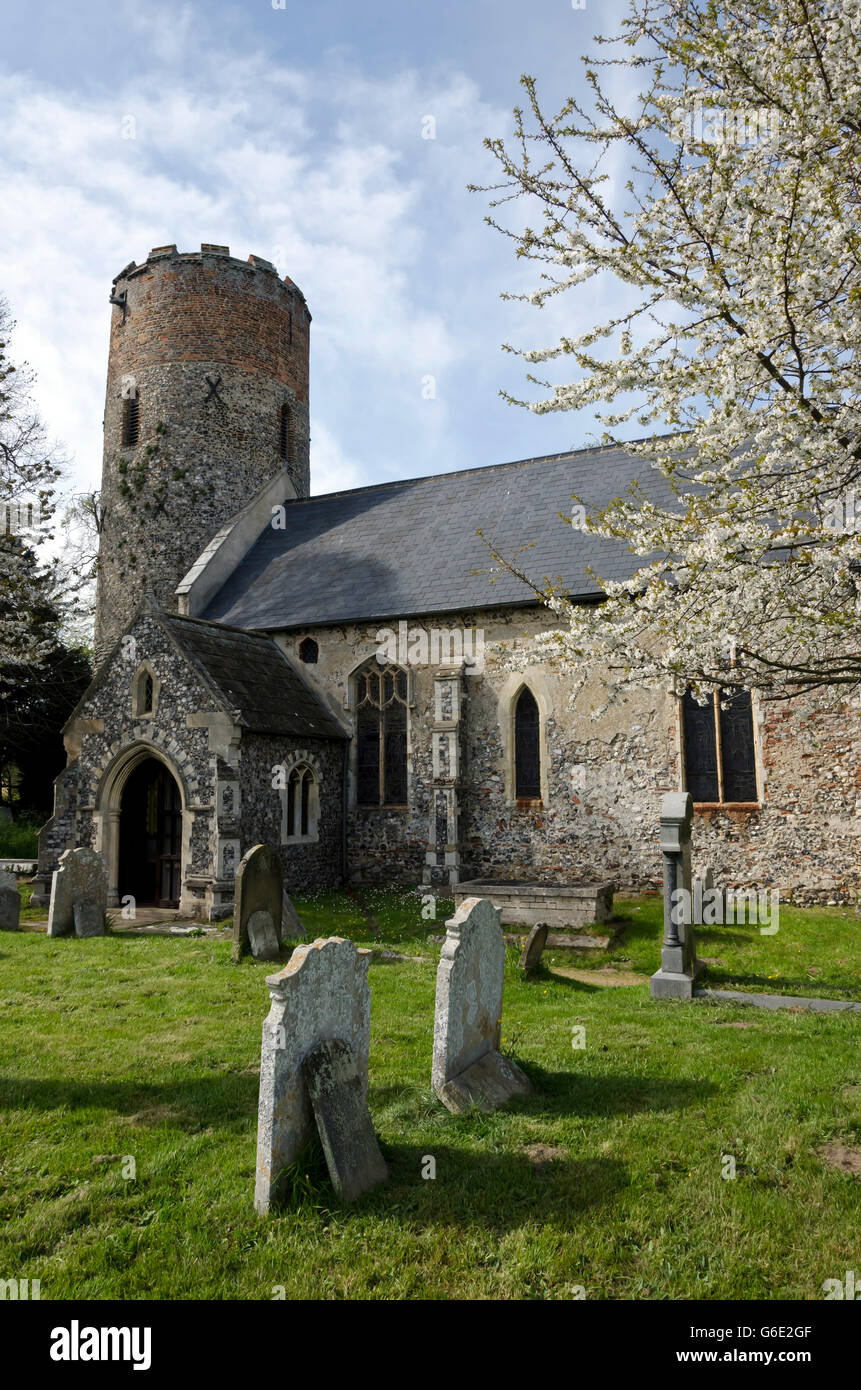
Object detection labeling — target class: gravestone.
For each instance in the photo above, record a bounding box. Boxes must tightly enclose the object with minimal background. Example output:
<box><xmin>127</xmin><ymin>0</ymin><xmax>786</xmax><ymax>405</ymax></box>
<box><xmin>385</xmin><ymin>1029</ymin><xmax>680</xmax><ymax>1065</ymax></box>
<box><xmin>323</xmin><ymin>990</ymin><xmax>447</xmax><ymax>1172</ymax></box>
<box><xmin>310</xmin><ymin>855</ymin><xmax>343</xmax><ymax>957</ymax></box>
<box><xmin>232</xmin><ymin>844</ymin><xmax>283</xmax><ymax>962</ymax></box>
<box><xmin>73</xmin><ymin>900</ymin><xmax>105</xmax><ymax>938</ymax></box>
<box><xmin>519</xmin><ymin>922</ymin><xmax>548</xmax><ymax>974</ymax></box>
<box><xmin>303</xmin><ymin>1038</ymin><xmax>388</xmax><ymax>1202</ymax></box>
<box><xmin>0</xmin><ymin>869</ymin><xmax>20</xmax><ymax>930</ymax></box>
<box><xmin>650</xmin><ymin>792</ymin><xmax>706</xmax><ymax>1000</ymax></box>
<box><xmin>282</xmin><ymin>889</ymin><xmax>306</xmax><ymax>940</ymax></box>
<box><xmin>47</xmin><ymin>848</ymin><xmax>108</xmax><ymax>938</ymax></box>
<box><xmin>432</xmin><ymin>896</ymin><xmax>532</xmax><ymax>1113</ymax></box>
<box><xmin>255</xmin><ymin>936</ymin><xmax>373</xmax><ymax>1214</ymax></box>
<box><xmin>247</xmin><ymin>909</ymin><xmax>281</xmax><ymax>961</ymax></box>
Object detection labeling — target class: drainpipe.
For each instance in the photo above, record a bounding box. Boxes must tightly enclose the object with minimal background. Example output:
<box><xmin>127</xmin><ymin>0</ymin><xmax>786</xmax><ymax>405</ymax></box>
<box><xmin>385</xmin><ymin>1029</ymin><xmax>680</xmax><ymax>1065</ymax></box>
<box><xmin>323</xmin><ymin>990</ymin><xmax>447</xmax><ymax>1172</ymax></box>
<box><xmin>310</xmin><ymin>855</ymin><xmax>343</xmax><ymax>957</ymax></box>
<box><xmin>341</xmin><ymin>739</ymin><xmax>349</xmax><ymax>883</ymax></box>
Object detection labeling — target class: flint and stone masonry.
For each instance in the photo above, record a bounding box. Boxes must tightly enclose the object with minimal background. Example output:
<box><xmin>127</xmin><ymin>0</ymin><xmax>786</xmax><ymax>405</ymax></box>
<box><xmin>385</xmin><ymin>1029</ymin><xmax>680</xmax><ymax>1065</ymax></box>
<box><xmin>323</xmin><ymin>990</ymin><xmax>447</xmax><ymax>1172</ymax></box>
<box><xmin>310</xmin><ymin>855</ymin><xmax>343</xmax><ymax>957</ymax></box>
<box><xmin>34</xmin><ymin>241</ymin><xmax>859</xmax><ymax>920</ymax></box>
<box><xmin>94</xmin><ymin>245</ymin><xmax>311</xmax><ymax>662</ymax></box>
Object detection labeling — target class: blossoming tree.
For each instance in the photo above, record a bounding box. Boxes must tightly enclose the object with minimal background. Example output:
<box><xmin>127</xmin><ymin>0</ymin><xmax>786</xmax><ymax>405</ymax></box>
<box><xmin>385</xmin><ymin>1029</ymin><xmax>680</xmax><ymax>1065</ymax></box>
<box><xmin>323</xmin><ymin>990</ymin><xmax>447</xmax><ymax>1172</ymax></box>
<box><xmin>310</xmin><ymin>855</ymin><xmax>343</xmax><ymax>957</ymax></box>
<box><xmin>475</xmin><ymin>0</ymin><xmax>861</xmax><ymax>704</ymax></box>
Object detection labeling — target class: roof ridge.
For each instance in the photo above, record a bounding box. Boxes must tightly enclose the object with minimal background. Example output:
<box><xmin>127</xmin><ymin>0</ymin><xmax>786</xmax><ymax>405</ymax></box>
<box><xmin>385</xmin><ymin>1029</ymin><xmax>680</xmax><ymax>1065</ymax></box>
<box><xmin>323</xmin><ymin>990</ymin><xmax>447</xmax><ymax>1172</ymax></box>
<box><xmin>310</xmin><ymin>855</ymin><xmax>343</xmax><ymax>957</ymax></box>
<box><xmin>162</xmin><ymin>610</ymin><xmax>277</xmax><ymax>643</ymax></box>
<box><xmin>295</xmin><ymin>431</ymin><xmax>680</xmax><ymax>505</ymax></box>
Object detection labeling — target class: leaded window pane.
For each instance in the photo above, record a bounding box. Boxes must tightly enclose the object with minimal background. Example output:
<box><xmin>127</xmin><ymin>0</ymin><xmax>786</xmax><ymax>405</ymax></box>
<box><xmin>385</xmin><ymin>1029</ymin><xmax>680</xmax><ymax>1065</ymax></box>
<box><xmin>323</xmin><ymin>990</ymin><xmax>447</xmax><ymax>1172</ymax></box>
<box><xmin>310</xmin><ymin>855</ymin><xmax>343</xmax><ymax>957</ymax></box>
<box><xmin>357</xmin><ymin>708</ymin><xmax>381</xmax><ymax>806</ymax></box>
<box><xmin>515</xmin><ymin>688</ymin><xmax>540</xmax><ymax>799</ymax></box>
<box><xmin>383</xmin><ymin>701</ymin><xmax>407</xmax><ymax>805</ymax></box>
<box><xmin>719</xmin><ymin>690</ymin><xmax>757</xmax><ymax>802</ymax></box>
<box><xmin>682</xmin><ymin>691</ymin><xmax>720</xmax><ymax>801</ymax></box>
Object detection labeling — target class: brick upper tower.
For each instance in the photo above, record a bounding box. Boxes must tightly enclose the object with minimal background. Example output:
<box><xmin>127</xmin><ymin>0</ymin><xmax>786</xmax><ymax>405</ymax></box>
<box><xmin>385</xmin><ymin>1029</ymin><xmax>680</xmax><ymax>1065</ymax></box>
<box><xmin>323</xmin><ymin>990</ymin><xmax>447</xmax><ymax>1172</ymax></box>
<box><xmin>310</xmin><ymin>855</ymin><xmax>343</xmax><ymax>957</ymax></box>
<box><xmin>93</xmin><ymin>243</ymin><xmax>310</xmax><ymax>660</ymax></box>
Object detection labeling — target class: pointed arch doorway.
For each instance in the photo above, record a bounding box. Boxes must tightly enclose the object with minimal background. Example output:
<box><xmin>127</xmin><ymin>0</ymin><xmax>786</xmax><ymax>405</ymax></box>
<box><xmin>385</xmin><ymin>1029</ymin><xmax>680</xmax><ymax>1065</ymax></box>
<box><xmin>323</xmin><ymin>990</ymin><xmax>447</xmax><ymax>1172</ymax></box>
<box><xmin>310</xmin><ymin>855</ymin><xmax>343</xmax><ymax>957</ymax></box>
<box><xmin>118</xmin><ymin>757</ymin><xmax>183</xmax><ymax>907</ymax></box>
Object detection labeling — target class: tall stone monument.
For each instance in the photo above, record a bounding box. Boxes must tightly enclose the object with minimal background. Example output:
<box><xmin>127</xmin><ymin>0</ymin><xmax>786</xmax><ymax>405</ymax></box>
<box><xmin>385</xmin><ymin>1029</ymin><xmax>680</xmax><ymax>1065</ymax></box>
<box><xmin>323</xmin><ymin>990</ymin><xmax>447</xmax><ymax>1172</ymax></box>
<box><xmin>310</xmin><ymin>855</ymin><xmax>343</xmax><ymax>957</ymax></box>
<box><xmin>650</xmin><ymin>792</ymin><xmax>705</xmax><ymax>999</ymax></box>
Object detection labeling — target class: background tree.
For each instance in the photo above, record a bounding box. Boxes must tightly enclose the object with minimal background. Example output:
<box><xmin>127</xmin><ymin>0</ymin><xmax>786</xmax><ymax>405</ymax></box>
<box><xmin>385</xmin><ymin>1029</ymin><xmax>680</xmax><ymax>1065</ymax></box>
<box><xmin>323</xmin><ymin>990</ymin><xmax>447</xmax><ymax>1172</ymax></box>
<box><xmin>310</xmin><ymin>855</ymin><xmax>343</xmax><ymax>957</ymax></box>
<box><xmin>0</xmin><ymin>296</ymin><xmax>92</xmax><ymax>815</ymax></box>
<box><xmin>475</xmin><ymin>0</ymin><xmax>861</xmax><ymax>705</ymax></box>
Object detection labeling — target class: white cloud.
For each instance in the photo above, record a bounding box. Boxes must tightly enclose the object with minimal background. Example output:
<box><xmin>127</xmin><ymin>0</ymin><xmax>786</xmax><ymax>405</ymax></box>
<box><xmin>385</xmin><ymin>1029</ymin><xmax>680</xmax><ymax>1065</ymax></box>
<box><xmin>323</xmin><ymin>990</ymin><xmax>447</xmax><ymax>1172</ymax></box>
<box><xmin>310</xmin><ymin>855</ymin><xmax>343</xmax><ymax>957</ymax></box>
<box><xmin>0</xmin><ymin>34</ymin><xmax>518</xmax><ymax>501</ymax></box>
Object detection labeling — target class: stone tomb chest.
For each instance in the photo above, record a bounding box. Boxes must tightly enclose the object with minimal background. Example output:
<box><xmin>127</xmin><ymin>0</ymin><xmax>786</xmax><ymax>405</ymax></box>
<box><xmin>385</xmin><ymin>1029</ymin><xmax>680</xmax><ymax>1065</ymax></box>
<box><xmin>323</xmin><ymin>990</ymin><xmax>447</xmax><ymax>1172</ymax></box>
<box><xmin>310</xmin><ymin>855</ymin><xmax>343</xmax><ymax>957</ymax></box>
<box><xmin>453</xmin><ymin>879</ymin><xmax>614</xmax><ymax>942</ymax></box>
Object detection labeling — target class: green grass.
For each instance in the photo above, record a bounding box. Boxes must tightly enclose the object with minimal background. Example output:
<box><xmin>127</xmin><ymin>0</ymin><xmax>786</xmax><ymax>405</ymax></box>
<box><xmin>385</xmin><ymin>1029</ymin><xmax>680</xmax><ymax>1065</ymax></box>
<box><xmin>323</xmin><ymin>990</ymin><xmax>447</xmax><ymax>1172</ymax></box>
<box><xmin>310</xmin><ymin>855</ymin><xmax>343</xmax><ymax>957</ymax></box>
<box><xmin>575</xmin><ymin>894</ymin><xmax>861</xmax><ymax>1002</ymax></box>
<box><xmin>0</xmin><ymin>816</ymin><xmax>41</xmax><ymax>859</ymax></box>
<box><xmin>0</xmin><ymin>888</ymin><xmax>858</xmax><ymax>1300</ymax></box>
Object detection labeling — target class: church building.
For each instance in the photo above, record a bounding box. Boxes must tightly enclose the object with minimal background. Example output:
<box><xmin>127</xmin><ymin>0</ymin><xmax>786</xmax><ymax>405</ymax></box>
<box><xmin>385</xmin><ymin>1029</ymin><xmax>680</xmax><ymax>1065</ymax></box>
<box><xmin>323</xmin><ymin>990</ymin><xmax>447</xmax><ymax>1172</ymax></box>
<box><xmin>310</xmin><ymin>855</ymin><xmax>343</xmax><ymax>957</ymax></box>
<box><xmin>31</xmin><ymin>245</ymin><xmax>858</xmax><ymax>918</ymax></box>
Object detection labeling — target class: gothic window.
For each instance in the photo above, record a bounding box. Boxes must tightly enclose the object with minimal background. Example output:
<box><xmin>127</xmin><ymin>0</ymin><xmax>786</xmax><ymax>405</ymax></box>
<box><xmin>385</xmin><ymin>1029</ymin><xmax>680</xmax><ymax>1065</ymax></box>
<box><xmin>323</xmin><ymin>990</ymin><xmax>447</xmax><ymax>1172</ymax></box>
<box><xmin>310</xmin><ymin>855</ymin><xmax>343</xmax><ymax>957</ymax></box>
<box><xmin>514</xmin><ymin>686</ymin><xmax>541</xmax><ymax>800</ymax></box>
<box><xmin>133</xmin><ymin>665</ymin><xmax>156</xmax><ymax>718</ymax></box>
<box><xmin>283</xmin><ymin>764</ymin><xmax>319</xmax><ymax>842</ymax></box>
<box><xmin>279</xmin><ymin>403</ymin><xmax>291</xmax><ymax>463</ymax></box>
<box><xmin>682</xmin><ymin>689</ymin><xmax>758</xmax><ymax>803</ymax></box>
<box><xmin>299</xmin><ymin>636</ymin><xmax>318</xmax><ymax>664</ymax></box>
<box><xmin>122</xmin><ymin>394</ymin><xmax>140</xmax><ymax>447</ymax></box>
<box><xmin>353</xmin><ymin>661</ymin><xmax>408</xmax><ymax>807</ymax></box>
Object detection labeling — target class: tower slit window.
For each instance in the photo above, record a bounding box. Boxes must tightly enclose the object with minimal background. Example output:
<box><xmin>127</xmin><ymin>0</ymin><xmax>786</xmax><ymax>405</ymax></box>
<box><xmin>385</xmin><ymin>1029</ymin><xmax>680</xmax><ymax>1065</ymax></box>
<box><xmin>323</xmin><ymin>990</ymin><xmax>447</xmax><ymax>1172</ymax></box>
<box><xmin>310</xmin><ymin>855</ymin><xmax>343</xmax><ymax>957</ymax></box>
<box><xmin>122</xmin><ymin>394</ymin><xmax>140</xmax><ymax>447</ymax></box>
<box><xmin>279</xmin><ymin>403</ymin><xmax>291</xmax><ymax>463</ymax></box>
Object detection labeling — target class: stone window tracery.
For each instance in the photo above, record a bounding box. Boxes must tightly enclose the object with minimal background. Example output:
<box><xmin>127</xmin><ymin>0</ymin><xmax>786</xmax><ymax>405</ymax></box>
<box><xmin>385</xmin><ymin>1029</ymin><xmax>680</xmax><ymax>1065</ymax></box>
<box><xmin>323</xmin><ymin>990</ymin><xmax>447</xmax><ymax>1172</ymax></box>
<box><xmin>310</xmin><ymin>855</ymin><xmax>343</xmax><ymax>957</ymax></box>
<box><xmin>283</xmin><ymin>763</ymin><xmax>319</xmax><ymax>842</ymax></box>
<box><xmin>353</xmin><ymin>661</ymin><xmax>408</xmax><ymax>807</ymax></box>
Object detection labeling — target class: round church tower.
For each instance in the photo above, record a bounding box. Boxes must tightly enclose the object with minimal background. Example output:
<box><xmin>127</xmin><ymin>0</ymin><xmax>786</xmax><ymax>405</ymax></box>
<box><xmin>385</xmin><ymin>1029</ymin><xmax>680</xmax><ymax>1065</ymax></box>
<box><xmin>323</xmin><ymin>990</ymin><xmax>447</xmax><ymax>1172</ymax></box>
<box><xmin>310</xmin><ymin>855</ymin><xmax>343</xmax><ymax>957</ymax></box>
<box><xmin>93</xmin><ymin>243</ymin><xmax>310</xmax><ymax>660</ymax></box>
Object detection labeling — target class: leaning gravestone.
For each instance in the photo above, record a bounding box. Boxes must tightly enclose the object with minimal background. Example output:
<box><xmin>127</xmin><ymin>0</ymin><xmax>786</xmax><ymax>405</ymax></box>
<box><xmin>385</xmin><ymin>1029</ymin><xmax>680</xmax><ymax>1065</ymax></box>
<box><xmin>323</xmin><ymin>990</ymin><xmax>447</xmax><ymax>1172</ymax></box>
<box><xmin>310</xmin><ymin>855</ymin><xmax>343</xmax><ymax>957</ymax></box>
<box><xmin>432</xmin><ymin>896</ymin><xmax>532</xmax><ymax>1114</ymax></box>
<box><xmin>47</xmin><ymin>848</ymin><xmax>107</xmax><ymax>938</ymax></box>
<box><xmin>254</xmin><ymin>936</ymin><xmax>375</xmax><ymax>1214</ymax></box>
<box><xmin>519</xmin><ymin>922</ymin><xmax>548</xmax><ymax>975</ymax></box>
<box><xmin>303</xmin><ymin>1037</ymin><xmax>388</xmax><ymax>1202</ymax></box>
<box><xmin>0</xmin><ymin>869</ymin><xmax>20</xmax><ymax>930</ymax></box>
<box><xmin>650</xmin><ymin>792</ymin><xmax>706</xmax><ymax>1000</ymax></box>
<box><xmin>232</xmin><ymin>844</ymin><xmax>283</xmax><ymax>962</ymax></box>
<box><xmin>282</xmin><ymin>888</ymin><xmax>306</xmax><ymax>940</ymax></box>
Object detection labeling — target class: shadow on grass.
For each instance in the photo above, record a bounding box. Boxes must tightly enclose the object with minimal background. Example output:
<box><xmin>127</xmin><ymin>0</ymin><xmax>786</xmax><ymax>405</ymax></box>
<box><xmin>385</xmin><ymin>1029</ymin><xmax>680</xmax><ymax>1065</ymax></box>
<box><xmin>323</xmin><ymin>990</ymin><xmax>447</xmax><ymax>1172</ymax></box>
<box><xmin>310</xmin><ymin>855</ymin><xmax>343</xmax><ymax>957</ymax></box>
<box><xmin>702</xmin><ymin>968</ymin><xmax>861</xmax><ymax>999</ymax></box>
<box><xmin>330</xmin><ymin>1144</ymin><xmax>630</xmax><ymax>1231</ymax></box>
<box><xmin>0</xmin><ymin>1074</ymin><xmax>260</xmax><ymax>1130</ymax></box>
<box><xmin>511</xmin><ymin>1065</ymin><xmax>715</xmax><ymax>1118</ymax></box>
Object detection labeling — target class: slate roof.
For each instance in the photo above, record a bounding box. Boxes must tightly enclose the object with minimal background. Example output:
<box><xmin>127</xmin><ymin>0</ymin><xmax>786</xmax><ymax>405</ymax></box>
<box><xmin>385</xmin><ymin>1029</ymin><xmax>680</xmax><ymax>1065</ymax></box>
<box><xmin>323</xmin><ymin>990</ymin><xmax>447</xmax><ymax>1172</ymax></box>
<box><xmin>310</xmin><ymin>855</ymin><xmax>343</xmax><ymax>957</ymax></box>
<box><xmin>160</xmin><ymin>613</ymin><xmax>346</xmax><ymax>739</ymax></box>
<box><xmin>202</xmin><ymin>442</ymin><xmax>682</xmax><ymax>631</ymax></box>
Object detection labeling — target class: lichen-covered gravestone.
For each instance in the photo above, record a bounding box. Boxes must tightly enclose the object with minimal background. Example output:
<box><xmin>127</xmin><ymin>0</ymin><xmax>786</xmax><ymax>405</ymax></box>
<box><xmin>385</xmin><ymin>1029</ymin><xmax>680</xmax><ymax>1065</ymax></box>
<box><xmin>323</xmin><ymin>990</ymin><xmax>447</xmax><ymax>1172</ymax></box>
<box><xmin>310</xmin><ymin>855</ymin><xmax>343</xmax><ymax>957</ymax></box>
<box><xmin>432</xmin><ymin>896</ymin><xmax>532</xmax><ymax>1114</ymax></box>
<box><xmin>0</xmin><ymin>869</ymin><xmax>20</xmax><ymax>931</ymax></box>
<box><xmin>232</xmin><ymin>844</ymin><xmax>283</xmax><ymax>962</ymax></box>
<box><xmin>254</xmin><ymin>936</ymin><xmax>375</xmax><ymax>1213</ymax></box>
<box><xmin>303</xmin><ymin>1037</ymin><xmax>387</xmax><ymax>1202</ymax></box>
<box><xmin>47</xmin><ymin>848</ymin><xmax>107</xmax><ymax>938</ymax></box>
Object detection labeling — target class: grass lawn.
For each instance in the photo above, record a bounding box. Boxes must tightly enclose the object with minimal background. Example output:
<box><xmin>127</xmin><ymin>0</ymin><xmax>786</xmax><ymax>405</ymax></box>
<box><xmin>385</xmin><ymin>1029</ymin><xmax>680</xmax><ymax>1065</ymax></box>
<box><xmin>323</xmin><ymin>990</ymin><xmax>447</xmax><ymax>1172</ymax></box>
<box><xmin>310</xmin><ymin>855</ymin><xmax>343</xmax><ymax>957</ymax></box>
<box><xmin>0</xmin><ymin>886</ymin><xmax>858</xmax><ymax>1300</ymax></box>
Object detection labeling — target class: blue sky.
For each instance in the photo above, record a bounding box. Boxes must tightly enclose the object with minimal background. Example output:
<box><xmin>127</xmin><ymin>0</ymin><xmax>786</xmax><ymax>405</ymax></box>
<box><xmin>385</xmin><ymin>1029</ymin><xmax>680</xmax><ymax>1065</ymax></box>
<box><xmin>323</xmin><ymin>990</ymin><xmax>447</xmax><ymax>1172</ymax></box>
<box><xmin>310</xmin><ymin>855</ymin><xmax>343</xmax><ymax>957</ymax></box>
<box><xmin>0</xmin><ymin>0</ymin><xmax>633</xmax><ymax>500</ymax></box>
